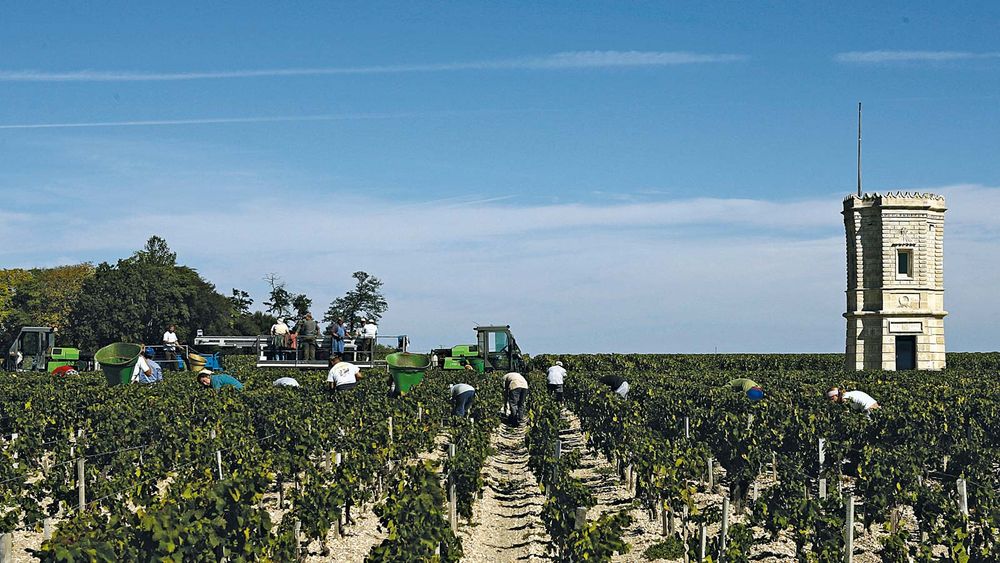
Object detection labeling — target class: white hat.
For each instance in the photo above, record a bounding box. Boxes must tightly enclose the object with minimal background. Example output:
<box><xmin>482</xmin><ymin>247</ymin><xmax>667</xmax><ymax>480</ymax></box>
<box><xmin>555</xmin><ymin>361</ymin><xmax>563</xmax><ymax>367</ymax></box>
<box><xmin>198</xmin><ymin>369</ymin><xmax>213</xmax><ymax>376</ymax></box>
<box><xmin>277</xmin><ymin>318</ymin><xmax>284</xmax><ymax>323</ymax></box>
<box><xmin>826</xmin><ymin>388</ymin><xmax>840</xmax><ymax>399</ymax></box>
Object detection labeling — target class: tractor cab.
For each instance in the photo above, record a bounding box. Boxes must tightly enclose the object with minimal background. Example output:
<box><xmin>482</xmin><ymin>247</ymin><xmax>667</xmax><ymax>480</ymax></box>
<box><xmin>476</xmin><ymin>325</ymin><xmax>524</xmax><ymax>373</ymax></box>
<box><xmin>4</xmin><ymin>327</ymin><xmax>88</xmax><ymax>373</ymax></box>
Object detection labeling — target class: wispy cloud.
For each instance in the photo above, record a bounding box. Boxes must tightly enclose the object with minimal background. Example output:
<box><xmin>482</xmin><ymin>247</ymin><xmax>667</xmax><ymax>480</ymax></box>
<box><xmin>834</xmin><ymin>50</ymin><xmax>1000</xmax><ymax>64</ymax></box>
<box><xmin>0</xmin><ymin>109</ymin><xmax>535</xmax><ymax>130</ymax></box>
<box><xmin>0</xmin><ymin>51</ymin><xmax>746</xmax><ymax>82</ymax></box>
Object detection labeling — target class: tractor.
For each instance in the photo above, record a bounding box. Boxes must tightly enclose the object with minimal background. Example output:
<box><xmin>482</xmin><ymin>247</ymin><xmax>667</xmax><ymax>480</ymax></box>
<box><xmin>433</xmin><ymin>325</ymin><xmax>525</xmax><ymax>373</ymax></box>
<box><xmin>3</xmin><ymin>327</ymin><xmax>92</xmax><ymax>373</ymax></box>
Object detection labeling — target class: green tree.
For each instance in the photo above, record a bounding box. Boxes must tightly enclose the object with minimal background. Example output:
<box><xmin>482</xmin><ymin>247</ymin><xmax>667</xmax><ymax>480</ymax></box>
<box><xmin>0</xmin><ymin>265</ymin><xmax>94</xmax><ymax>346</ymax></box>
<box><xmin>66</xmin><ymin>237</ymin><xmax>231</xmax><ymax>350</ymax></box>
<box><xmin>263</xmin><ymin>274</ymin><xmax>292</xmax><ymax>318</ymax></box>
<box><xmin>324</xmin><ymin>271</ymin><xmax>388</xmax><ymax>331</ymax></box>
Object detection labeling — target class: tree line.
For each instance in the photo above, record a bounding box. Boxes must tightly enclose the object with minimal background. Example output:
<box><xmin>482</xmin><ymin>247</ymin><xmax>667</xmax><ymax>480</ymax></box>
<box><xmin>0</xmin><ymin>236</ymin><xmax>387</xmax><ymax>352</ymax></box>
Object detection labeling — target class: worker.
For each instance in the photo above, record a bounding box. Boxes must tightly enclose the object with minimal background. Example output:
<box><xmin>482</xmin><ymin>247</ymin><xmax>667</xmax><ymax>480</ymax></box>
<box><xmin>503</xmin><ymin>372</ymin><xmax>529</xmax><ymax>425</ymax></box>
<box><xmin>131</xmin><ymin>350</ymin><xmax>163</xmax><ymax>384</ymax></box>
<box><xmin>327</xmin><ymin>355</ymin><xmax>361</xmax><ymax>392</ymax></box>
<box><xmin>449</xmin><ymin>383</ymin><xmax>476</xmax><ymax>418</ymax></box>
<box><xmin>197</xmin><ymin>369</ymin><xmax>243</xmax><ymax>391</ymax></box>
<box><xmin>330</xmin><ymin>317</ymin><xmax>346</xmax><ymax>357</ymax></box>
<box><xmin>727</xmin><ymin>378</ymin><xmax>764</xmax><ymax>401</ymax></box>
<box><xmin>273</xmin><ymin>376</ymin><xmax>300</xmax><ymax>387</ymax></box>
<box><xmin>162</xmin><ymin>324</ymin><xmax>180</xmax><ymax>370</ymax></box>
<box><xmin>360</xmin><ymin>318</ymin><xmax>378</xmax><ymax>361</ymax></box>
<box><xmin>295</xmin><ymin>312</ymin><xmax>320</xmax><ymax>362</ymax></box>
<box><xmin>546</xmin><ymin>361</ymin><xmax>567</xmax><ymax>403</ymax></box>
<box><xmin>827</xmin><ymin>387</ymin><xmax>879</xmax><ymax>413</ymax></box>
<box><xmin>600</xmin><ymin>374</ymin><xmax>630</xmax><ymax>399</ymax></box>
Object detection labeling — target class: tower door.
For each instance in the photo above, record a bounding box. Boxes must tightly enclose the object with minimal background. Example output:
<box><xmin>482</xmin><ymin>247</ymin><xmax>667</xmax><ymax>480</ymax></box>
<box><xmin>895</xmin><ymin>336</ymin><xmax>917</xmax><ymax>371</ymax></box>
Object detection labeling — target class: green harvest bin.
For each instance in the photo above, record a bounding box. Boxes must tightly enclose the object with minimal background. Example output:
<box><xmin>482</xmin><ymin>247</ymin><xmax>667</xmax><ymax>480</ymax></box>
<box><xmin>95</xmin><ymin>343</ymin><xmax>142</xmax><ymax>386</ymax></box>
<box><xmin>386</xmin><ymin>352</ymin><xmax>431</xmax><ymax>394</ymax></box>
<box><xmin>469</xmin><ymin>357</ymin><xmax>485</xmax><ymax>374</ymax></box>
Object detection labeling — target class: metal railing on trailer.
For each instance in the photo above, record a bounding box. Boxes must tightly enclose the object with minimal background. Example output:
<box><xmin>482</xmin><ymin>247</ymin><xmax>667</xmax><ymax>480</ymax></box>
<box><xmin>193</xmin><ymin>331</ymin><xmax>408</xmax><ymax>370</ymax></box>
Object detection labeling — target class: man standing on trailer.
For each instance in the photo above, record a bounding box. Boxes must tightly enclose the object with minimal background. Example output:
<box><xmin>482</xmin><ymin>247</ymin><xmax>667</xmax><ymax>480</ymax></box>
<box><xmin>449</xmin><ymin>383</ymin><xmax>476</xmax><ymax>418</ymax></box>
<box><xmin>546</xmin><ymin>361</ymin><xmax>567</xmax><ymax>403</ymax></box>
<box><xmin>503</xmin><ymin>371</ymin><xmax>529</xmax><ymax>425</ymax></box>
<box><xmin>600</xmin><ymin>374</ymin><xmax>630</xmax><ymax>399</ymax></box>
<box><xmin>330</xmin><ymin>317</ymin><xmax>346</xmax><ymax>358</ymax></box>
<box><xmin>827</xmin><ymin>387</ymin><xmax>879</xmax><ymax>413</ymax></box>
<box><xmin>727</xmin><ymin>378</ymin><xmax>764</xmax><ymax>401</ymax></box>
<box><xmin>360</xmin><ymin>318</ymin><xmax>378</xmax><ymax>361</ymax></box>
<box><xmin>327</xmin><ymin>355</ymin><xmax>362</xmax><ymax>392</ymax></box>
<box><xmin>162</xmin><ymin>325</ymin><xmax>180</xmax><ymax>370</ymax></box>
<box><xmin>295</xmin><ymin>312</ymin><xmax>320</xmax><ymax>362</ymax></box>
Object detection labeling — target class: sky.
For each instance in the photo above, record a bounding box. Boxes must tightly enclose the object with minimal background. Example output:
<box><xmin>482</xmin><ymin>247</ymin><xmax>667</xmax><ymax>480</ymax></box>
<box><xmin>1</xmin><ymin>2</ymin><xmax>999</xmax><ymax>353</ymax></box>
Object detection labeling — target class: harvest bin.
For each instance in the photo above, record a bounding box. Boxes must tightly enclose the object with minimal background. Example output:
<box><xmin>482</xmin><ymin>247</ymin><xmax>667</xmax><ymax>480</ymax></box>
<box><xmin>386</xmin><ymin>352</ymin><xmax>431</xmax><ymax>394</ymax></box>
<box><xmin>95</xmin><ymin>343</ymin><xmax>142</xmax><ymax>386</ymax></box>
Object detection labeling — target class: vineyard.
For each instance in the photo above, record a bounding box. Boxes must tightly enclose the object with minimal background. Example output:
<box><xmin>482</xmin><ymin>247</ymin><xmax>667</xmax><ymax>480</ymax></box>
<box><xmin>2</xmin><ymin>353</ymin><xmax>1000</xmax><ymax>562</ymax></box>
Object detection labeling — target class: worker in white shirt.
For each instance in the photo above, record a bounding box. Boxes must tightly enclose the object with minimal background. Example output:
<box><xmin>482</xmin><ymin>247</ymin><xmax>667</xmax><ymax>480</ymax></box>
<box><xmin>162</xmin><ymin>325</ymin><xmax>180</xmax><ymax>370</ymax></box>
<box><xmin>327</xmin><ymin>355</ymin><xmax>362</xmax><ymax>392</ymax></box>
<box><xmin>503</xmin><ymin>372</ymin><xmax>529</xmax><ymax>425</ymax></box>
<box><xmin>131</xmin><ymin>349</ymin><xmax>163</xmax><ymax>384</ymax></box>
<box><xmin>827</xmin><ymin>387</ymin><xmax>879</xmax><ymax>413</ymax></box>
<box><xmin>449</xmin><ymin>383</ymin><xmax>476</xmax><ymax>418</ymax></box>
<box><xmin>359</xmin><ymin>319</ymin><xmax>378</xmax><ymax>361</ymax></box>
<box><xmin>546</xmin><ymin>361</ymin><xmax>567</xmax><ymax>403</ymax></box>
<box><xmin>271</xmin><ymin>318</ymin><xmax>290</xmax><ymax>359</ymax></box>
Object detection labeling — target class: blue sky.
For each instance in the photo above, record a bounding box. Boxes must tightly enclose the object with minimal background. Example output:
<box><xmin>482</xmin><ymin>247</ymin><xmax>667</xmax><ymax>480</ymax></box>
<box><xmin>1</xmin><ymin>2</ymin><xmax>998</xmax><ymax>353</ymax></box>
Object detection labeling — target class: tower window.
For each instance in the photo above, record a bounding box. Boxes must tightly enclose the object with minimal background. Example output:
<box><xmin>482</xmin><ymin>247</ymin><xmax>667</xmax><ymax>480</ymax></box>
<box><xmin>897</xmin><ymin>249</ymin><xmax>913</xmax><ymax>278</ymax></box>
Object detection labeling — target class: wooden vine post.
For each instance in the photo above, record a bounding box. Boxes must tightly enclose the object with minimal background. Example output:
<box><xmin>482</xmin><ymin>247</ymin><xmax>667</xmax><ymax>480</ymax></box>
<box><xmin>720</xmin><ymin>497</ymin><xmax>730</xmax><ymax>559</ymax></box>
<box><xmin>574</xmin><ymin>506</ymin><xmax>587</xmax><ymax>530</ymax></box>
<box><xmin>845</xmin><ymin>494</ymin><xmax>854</xmax><ymax>563</ymax></box>
<box><xmin>0</xmin><ymin>532</ymin><xmax>12</xmax><ymax>563</ymax></box>
<box><xmin>76</xmin><ymin>429</ymin><xmax>86</xmax><ymax>513</ymax></box>
<box><xmin>211</xmin><ymin>428</ymin><xmax>224</xmax><ymax>480</ymax></box>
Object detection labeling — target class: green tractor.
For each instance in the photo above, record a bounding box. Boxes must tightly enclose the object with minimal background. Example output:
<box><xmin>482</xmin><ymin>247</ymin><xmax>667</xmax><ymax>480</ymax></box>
<box><xmin>3</xmin><ymin>327</ymin><xmax>92</xmax><ymax>373</ymax></box>
<box><xmin>433</xmin><ymin>325</ymin><xmax>525</xmax><ymax>374</ymax></box>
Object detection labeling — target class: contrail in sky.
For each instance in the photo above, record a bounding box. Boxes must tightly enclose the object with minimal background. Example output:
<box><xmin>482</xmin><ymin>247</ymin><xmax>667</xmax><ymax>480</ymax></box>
<box><xmin>0</xmin><ymin>111</ymin><xmax>501</xmax><ymax>129</ymax></box>
<box><xmin>0</xmin><ymin>51</ymin><xmax>746</xmax><ymax>82</ymax></box>
<box><xmin>835</xmin><ymin>50</ymin><xmax>1000</xmax><ymax>63</ymax></box>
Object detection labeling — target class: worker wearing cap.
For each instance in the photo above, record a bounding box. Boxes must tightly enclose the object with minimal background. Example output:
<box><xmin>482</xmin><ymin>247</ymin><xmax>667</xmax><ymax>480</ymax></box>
<box><xmin>271</xmin><ymin>318</ymin><xmax>290</xmax><ymax>359</ymax></box>
<box><xmin>131</xmin><ymin>349</ymin><xmax>163</xmax><ymax>384</ymax></box>
<box><xmin>546</xmin><ymin>361</ymin><xmax>567</xmax><ymax>403</ymax></box>
<box><xmin>728</xmin><ymin>378</ymin><xmax>764</xmax><ymax>401</ymax></box>
<box><xmin>503</xmin><ymin>372</ymin><xmax>529</xmax><ymax>425</ymax></box>
<box><xmin>327</xmin><ymin>355</ymin><xmax>362</xmax><ymax>392</ymax></box>
<box><xmin>295</xmin><ymin>313</ymin><xmax>320</xmax><ymax>362</ymax></box>
<box><xmin>599</xmin><ymin>375</ymin><xmax>630</xmax><ymax>399</ymax></box>
<box><xmin>359</xmin><ymin>318</ymin><xmax>378</xmax><ymax>361</ymax></box>
<box><xmin>449</xmin><ymin>383</ymin><xmax>476</xmax><ymax>418</ymax></box>
<box><xmin>197</xmin><ymin>369</ymin><xmax>243</xmax><ymax>391</ymax></box>
<box><xmin>828</xmin><ymin>387</ymin><xmax>879</xmax><ymax>413</ymax></box>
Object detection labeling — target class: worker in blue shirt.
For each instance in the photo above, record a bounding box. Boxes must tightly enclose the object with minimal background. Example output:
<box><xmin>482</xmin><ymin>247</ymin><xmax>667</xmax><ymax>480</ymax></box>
<box><xmin>330</xmin><ymin>317</ymin><xmax>346</xmax><ymax>357</ymax></box>
<box><xmin>197</xmin><ymin>369</ymin><xmax>244</xmax><ymax>391</ymax></box>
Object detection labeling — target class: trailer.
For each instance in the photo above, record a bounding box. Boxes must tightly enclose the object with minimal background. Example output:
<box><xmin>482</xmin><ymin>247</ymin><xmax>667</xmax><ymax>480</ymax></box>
<box><xmin>3</xmin><ymin>327</ymin><xmax>93</xmax><ymax>373</ymax></box>
<box><xmin>193</xmin><ymin>330</ymin><xmax>409</xmax><ymax>369</ymax></box>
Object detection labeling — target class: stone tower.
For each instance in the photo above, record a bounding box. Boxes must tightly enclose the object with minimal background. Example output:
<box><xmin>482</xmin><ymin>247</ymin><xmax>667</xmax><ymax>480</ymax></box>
<box><xmin>843</xmin><ymin>192</ymin><xmax>947</xmax><ymax>371</ymax></box>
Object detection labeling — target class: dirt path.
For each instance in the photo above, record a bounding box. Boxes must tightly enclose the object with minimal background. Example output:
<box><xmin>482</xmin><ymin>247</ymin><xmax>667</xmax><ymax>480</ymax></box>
<box><xmin>457</xmin><ymin>422</ymin><xmax>551</xmax><ymax>563</ymax></box>
<box><xmin>559</xmin><ymin>408</ymin><xmax>666</xmax><ymax>562</ymax></box>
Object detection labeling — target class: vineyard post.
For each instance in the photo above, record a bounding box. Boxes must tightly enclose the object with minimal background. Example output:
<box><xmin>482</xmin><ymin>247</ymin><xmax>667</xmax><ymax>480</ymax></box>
<box><xmin>417</xmin><ymin>404</ymin><xmax>422</xmax><ymax>421</ymax></box>
<box><xmin>685</xmin><ymin>417</ymin><xmax>690</xmax><ymax>440</ymax></box>
<box><xmin>555</xmin><ymin>439</ymin><xmax>562</xmax><ymax>459</ymax></box>
<box><xmin>575</xmin><ymin>506</ymin><xmax>587</xmax><ymax>530</ymax></box>
<box><xmin>682</xmin><ymin>505</ymin><xmax>690</xmax><ymax>563</ymax></box>
<box><xmin>211</xmin><ymin>429</ymin><xmax>223</xmax><ymax>480</ymax></box>
<box><xmin>77</xmin><ymin>456</ymin><xmax>85</xmax><ymax>513</ymax></box>
<box><xmin>449</xmin><ymin>443</ymin><xmax>456</xmax><ymax>459</ymax></box>
<box><xmin>845</xmin><ymin>494</ymin><xmax>854</xmax><ymax>563</ymax></box>
<box><xmin>707</xmin><ymin>458</ymin><xmax>714</xmax><ymax>491</ymax></box>
<box><xmin>388</xmin><ymin>417</ymin><xmax>393</xmax><ymax>443</ymax></box>
<box><xmin>699</xmin><ymin>523</ymin><xmax>706</xmax><ymax>561</ymax></box>
<box><xmin>746</xmin><ymin>413</ymin><xmax>753</xmax><ymax>430</ymax></box>
<box><xmin>43</xmin><ymin>518</ymin><xmax>53</xmax><ymax>540</ymax></box>
<box><xmin>720</xmin><ymin>497</ymin><xmax>730</xmax><ymax>559</ymax></box>
<box><xmin>819</xmin><ymin>478</ymin><xmax>827</xmax><ymax>499</ymax></box>
<box><xmin>942</xmin><ymin>455</ymin><xmax>949</xmax><ymax>473</ymax></box>
<box><xmin>10</xmin><ymin>433</ymin><xmax>17</xmax><ymax>469</ymax></box>
<box><xmin>771</xmin><ymin>452</ymin><xmax>777</xmax><ymax>481</ymax></box>
<box><xmin>957</xmin><ymin>479</ymin><xmax>968</xmax><ymax>518</ymax></box>
<box><xmin>448</xmin><ymin>478</ymin><xmax>457</xmax><ymax>533</ymax></box>
<box><xmin>818</xmin><ymin>438</ymin><xmax>826</xmax><ymax>469</ymax></box>
<box><xmin>0</xmin><ymin>533</ymin><xmax>11</xmax><ymax>563</ymax></box>
<box><xmin>293</xmin><ymin>518</ymin><xmax>301</xmax><ymax>557</ymax></box>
